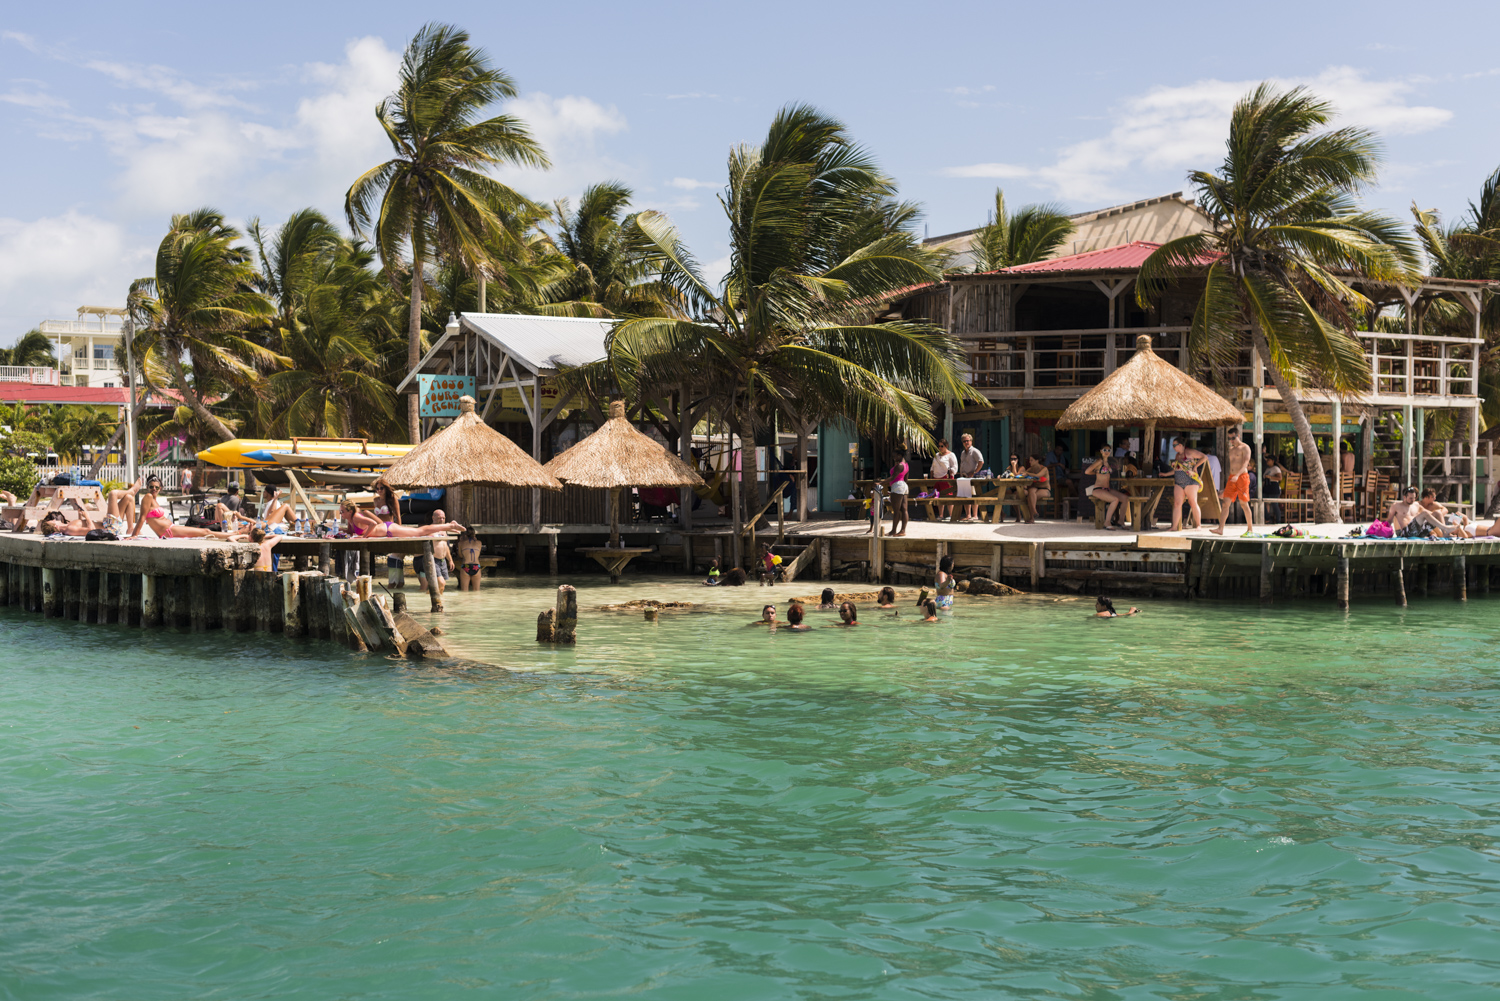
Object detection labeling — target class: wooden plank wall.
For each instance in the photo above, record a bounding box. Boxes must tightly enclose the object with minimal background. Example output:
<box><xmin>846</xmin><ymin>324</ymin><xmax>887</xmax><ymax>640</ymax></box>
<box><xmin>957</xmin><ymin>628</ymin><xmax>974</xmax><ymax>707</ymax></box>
<box><xmin>466</xmin><ymin>485</ymin><xmax>609</xmax><ymax>525</ymax></box>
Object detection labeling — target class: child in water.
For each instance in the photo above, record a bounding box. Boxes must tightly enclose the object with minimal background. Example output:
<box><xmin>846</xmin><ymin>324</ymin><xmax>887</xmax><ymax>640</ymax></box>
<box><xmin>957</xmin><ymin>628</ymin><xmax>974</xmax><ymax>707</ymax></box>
<box><xmin>935</xmin><ymin>555</ymin><xmax>955</xmax><ymax>610</ymax></box>
<box><xmin>703</xmin><ymin>557</ymin><xmax>722</xmax><ymax>586</ymax></box>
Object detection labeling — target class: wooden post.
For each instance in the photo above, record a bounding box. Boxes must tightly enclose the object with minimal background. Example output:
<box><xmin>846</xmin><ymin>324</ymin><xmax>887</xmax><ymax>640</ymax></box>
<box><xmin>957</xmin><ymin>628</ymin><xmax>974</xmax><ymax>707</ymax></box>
<box><xmin>189</xmin><ymin>576</ymin><xmax>209</xmax><ymax>632</ymax></box>
<box><xmin>683</xmin><ymin>534</ymin><xmax>693</xmax><ymax>574</ymax></box>
<box><xmin>0</xmin><ymin>562</ymin><xmax>9</xmax><ymax>606</ymax></box>
<box><xmin>1454</xmin><ymin>555</ymin><xmax>1467</xmax><ymax>601</ymax></box>
<box><xmin>125</xmin><ymin>574</ymin><xmax>142</xmax><ymax>627</ymax></box>
<box><xmin>141</xmin><ymin>575</ymin><xmax>160</xmax><ymax>628</ymax></box>
<box><xmin>355</xmin><ymin>575</ymin><xmax>373</xmax><ymax>603</ymax></box>
<box><xmin>423</xmin><ymin>541</ymin><xmax>443</xmax><ymax>612</ymax></box>
<box><xmin>1260</xmin><ymin>545</ymin><xmax>1272</xmax><ymax>601</ymax></box>
<box><xmin>41</xmin><ymin>568</ymin><xmax>61</xmax><ymax>618</ymax></box>
<box><xmin>1480</xmin><ymin>562</ymin><xmax>1491</xmax><ymax>595</ymax></box>
<box><xmin>714</xmin><ymin>536</ymin><xmax>724</xmax><ymax>570</ymax></box>
<box><xmin>388</xmin><ymin>554</ymin><xmax>404</xmax><ymax>591</ymax></box>
<box><xmin>318</xmin><ymin>541</ymin><xmax>332</xmax><ymax>576</ymax></box>
<box><xmin>1337</xmin><ymin>547</ymin><xmax>1350</xmax><ymax>610</ymax></box>
<box><xmin>548</xmin><ymin>532</ymin><xmax>558</xmax><ymax>576</ymax></box>
<box><xmin>60</xmin><ymin>570</ymin><xmax>77</xmax><ymax>620</ymax></box>
<box><xmin>990</xmin><ymin>544</ymin><xmax>1002</xmax><ymax>581</ymax></box>
<box><xmin>536</xmin><ymin>608</ymin><xmax>556</xmax><ymax>642</ymax></box>
<box><xmin>555</xmin><ymin>584</ymin><xmax>577</xmax><ymax>644</ymax></box>
<box><xmin>819</xmin><ymin>537</ymin><xmax>832</xmax><ymax>581</ymax></box>
<box><xmin>1394</xmin><ymin>556</ymin><xmax>1407</xmax><ymax>606</ymax></box>
<box><xmin>78</xmin><ymin>570</ymin><xmax>96</xmax><ymax>624</ymax></box>
<box><xmin>283</xmin><ymin>572</ymin><xmax>305</xmax><ymax>638</ymax></box>
<box><xmin>1031</xmin><ymin>542</ymin><xmax>1045</xmax><ymax>590</ymax></box>
<box><xmin>514</xmin><ymin>535</ymin><xmax>527</xmax><ymax>574</ymax></box>
<box><xmin>97</xmin><ymin>573</ymin><xmax>115</xmax><ymax>625</ymax></box>
<box><xmin>1420</xmin><ymin>561</ymin><xmax>1430</xmax><ymax>598</ymax></box>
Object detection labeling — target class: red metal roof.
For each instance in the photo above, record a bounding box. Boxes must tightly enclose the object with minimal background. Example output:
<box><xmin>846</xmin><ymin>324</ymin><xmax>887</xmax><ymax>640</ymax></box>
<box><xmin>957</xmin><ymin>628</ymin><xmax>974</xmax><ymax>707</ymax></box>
<box><xmin>999</xmin><ymin>240</ymin><xmax>1169</xmax><ymax>273</ymax></box>
<box><xmin>0</xmin><ymin>384</ymin><xmax>130</xmax><ymax>405</ymax></box>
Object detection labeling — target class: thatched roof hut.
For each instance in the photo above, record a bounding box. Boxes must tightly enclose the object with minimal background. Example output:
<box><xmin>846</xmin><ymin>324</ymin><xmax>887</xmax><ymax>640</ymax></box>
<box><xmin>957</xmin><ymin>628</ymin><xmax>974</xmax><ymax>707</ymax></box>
<box><xmin>544</xmin><ymin>400</ymin><xmax>704</xmax><ymax>542</ymax></box>
<box><xmin>1057</xmin><ymin>335</ymin><xmax>1244</xmax><ymax>456</ymax></box>
<box><xmin>379</xmin><ymin>396</ymin><xmax>562</xmax><ymax>492</ymax></box>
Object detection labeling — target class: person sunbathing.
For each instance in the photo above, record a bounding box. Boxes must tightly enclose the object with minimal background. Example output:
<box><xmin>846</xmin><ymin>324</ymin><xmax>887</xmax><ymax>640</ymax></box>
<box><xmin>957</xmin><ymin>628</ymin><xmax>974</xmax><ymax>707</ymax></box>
<box><xmin>129</xmin><ymin>479</ymin><xmax>239</xmax><ymax>540</ymax></box>
<box><xmin>1386</xmin><ymin>488</ymin><xmax>1448</xmax><ymax>538</ymax></box>
<box><xmin>1418</xmin><ymin>488</ymin><xmax>1473</xmax><ymax>538</ymax></box>
<box><xmin>37</xmin><ymin>510</ymin><xmax>98</xmax><ymax>537</ymax></box>
<box><xmin>341</xmin><ymin>502</ymin><xmax>463</xmax><ymax>539</ymax></box>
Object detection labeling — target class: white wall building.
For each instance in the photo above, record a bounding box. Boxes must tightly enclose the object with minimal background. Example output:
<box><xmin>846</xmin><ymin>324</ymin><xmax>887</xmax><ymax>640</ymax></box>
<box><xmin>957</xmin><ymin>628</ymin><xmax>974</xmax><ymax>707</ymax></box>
<box><xmin>38</xmin><ymin>306</ymin><xmax>127</xmax><ymax>388</ymax></box>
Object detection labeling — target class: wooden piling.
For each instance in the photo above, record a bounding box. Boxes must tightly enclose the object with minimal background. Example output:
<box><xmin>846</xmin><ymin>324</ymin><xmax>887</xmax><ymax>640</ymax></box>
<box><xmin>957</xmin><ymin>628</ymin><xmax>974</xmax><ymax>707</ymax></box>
<box><xmin>1454</xmin><ymin>555</ymin><xmax>1467</xmax><ymax>601</ymax></box>
<box><xmin>514</xmin><ymin>535</ymin><xmax>527</xmax><ymax>574</ymax></box>
<box><xmin>1394</xmin><ymin>556</ymin><xmax>1407</xmax><ymax>606</ymax></box>
<box><xmin>536</xmin><ymin>608</ymin><xmax>555</xmax><ymax>642</ymax></box>
<box><xmin>549</xmin><ymin>532</ymin><xmax>558</xmax><ymax>575</ymax></box>
<box><xmin>1259</xmin><ymin>547</ymin><xmax>1272</xmax><ymax>601</ymax></box>
<box><xmin>355</xmin><ymin>575</ymin><xmax>373</xmax><ymax>603</ymax></box>
<box><xmin>423</xmin><ymin>541</ymin><xmax>443</xmax><ymax>612</ymax></box>
<box><xmin>1337</xmin><ymin>548</ymin><xmax>1350</xmax><ymax>610</ymax></box>
<box><xmin>82</xmin><ymin>570</ymin><xmax>99</xmax><ymax>624</ymax></box>
<box><xmin>554</xmin><ymin>584</ymin><xmax>577</xmax><ymax>644</ymax></box>
<box><xmin>141</xmin><ymin>575</ymin><xmax>161</xmax><ymax>628</ymax></box>
<box><xmin>98</xmin><ymin>573</ymin><xmax>115</xmax><ymax>625</ymax></box>
<box><xmin>280</xmin><ymin>573</ymin><xmax>304</xmax><ymax>638</ymax></box>
<box><xmin>318</xmin><ymin>541</ymin><xmax>332</xmax><ymax>576</ymax></box>
<box><xmin>1420</xmin><ymin>562</ymin><xmax>1430</xmax><ymax>598</ymax></box>
<box><xmin>189</xmin><ymin>576</ymin><xmax>209</xmax><ymax>632</ymax></box>
<box><xmin>124</xmin><ymin>574</ymin><xmax>142</xmax><ymax>627</ymax></box>
<box><xmin>41</xmin><ymin>568</ymin><xmax>61</xmax><ymax>618</ymax></box>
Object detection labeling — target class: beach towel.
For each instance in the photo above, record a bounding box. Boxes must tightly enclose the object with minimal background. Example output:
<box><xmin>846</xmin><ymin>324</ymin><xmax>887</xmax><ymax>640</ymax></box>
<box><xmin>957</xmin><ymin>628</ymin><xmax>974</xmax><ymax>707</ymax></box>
<box><xmin>955</xmin><ymin>478</ymin><xmax>974</xmax><ymax>498</ymax></box>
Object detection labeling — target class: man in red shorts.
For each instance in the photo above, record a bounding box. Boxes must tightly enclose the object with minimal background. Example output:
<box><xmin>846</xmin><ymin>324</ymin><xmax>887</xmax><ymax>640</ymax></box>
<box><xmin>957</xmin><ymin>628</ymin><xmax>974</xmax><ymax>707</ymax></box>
<box><xmin>1212</xmin><ymin>426</ymin><xmax>1254</xmax><ymax>535</ymax></box>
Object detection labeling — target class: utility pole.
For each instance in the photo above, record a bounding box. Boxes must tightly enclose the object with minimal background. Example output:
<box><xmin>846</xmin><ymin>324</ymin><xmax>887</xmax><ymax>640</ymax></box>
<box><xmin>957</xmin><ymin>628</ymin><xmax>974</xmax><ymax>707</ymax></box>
<box><xmin>123</xmin><ymin>316</ymin><xmax>138</xmax><ymax>485</ymax></box>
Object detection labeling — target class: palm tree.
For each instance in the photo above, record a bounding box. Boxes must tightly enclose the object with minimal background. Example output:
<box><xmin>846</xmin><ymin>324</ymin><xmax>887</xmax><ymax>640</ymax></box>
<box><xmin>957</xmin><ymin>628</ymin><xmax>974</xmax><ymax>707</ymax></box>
<box><xmin>0</xmin><ymin>329</ymin><xmax>58</xmax><ymax>368</ymax></box>
<box><xmin>603</xmin><ymin>105</ymin><xmax>976</xmax><ymax>552</ymax></box>
<box><xmin>965</xmin><ymin>188</ymin><xmax>1075</xmax><ymax>272</ymax></box>
<box><xmin>1137</xmin><ymin>83</ymin><xmax>1421</xmax><ymax>523</ymax></box>
<box><xmin>250</xmin><ymin>208</ymin><xmax>344</xmax><ymax>338</ymax></box>
<box><xmin>345</xmin><ymin>21</ymin><xmax>548</xmax><ymax>443</ymax></box>
<box><xmin>548</xmin><ymin>182</ymin><xmax>681</xmax><ymax>317</ymax></box>
<box><xmin>129</xmin><ymin>210</ymin><xmax>278</xmax><ymax>443</ymax></box>
<box><xmin>270</xmin><ymin>245</ymin><xmax>397</xmax><ymax>437</ymax></box>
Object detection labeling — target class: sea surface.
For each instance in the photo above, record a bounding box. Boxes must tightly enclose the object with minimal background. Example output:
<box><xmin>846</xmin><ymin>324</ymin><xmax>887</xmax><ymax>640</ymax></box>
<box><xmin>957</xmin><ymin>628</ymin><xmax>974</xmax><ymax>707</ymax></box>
<box><xmin>3</xmin><ymin>575</ymin><xmax>1499</xmax><ymax>999</ymax></box>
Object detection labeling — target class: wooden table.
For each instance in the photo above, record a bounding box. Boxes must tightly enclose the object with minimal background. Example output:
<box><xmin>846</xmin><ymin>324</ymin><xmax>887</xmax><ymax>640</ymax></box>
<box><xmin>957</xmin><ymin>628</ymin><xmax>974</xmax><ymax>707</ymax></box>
<box><xmin>855</xmin><ymin>478</ymin><xmax>1033</xmax><ymax>523</ymax></box>
<box><xmin>1093</xmin><ymin>476</ymin><xmax>1222</xmax><ymax>529</ymax></box>
<box><xmin>577</xmin><ymin>546</ymin><xmax>654</xmax><ymax>583</ymax></box>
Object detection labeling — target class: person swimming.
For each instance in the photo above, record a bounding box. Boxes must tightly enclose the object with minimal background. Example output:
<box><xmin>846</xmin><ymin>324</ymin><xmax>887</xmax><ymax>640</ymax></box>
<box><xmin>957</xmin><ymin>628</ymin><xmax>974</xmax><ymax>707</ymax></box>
<box><xmin>828</xmin><ymin>601</ymin><xmax>859</xmax><ymax>627</ymax></box>
<box><xmin>934</xmin><ymin>554</ymin><xmax>955</xmax><ymax>610</ymax></box>
<box><xmin>816</xmin><ymin>587</ymin><xmax>837</xmax><ymax>610</ymax></box>
<box><xmin>876</xmin><ymin>586</ymin><xmax>897</xmax><ymax>608</ymax></box>
<box><xmin>918</xmin><ymin>598</ymin><xmax>939</xmax><ymax>622</ymax></box>
<box><xmin>1094</xmin><ymin>596</ymin><xmax>1140</xmax><ymax>618</ymax></box>
<box><xmin>783</xmin><ymin>602</ymin><xmax>811</xmax><ymax>631</ymax></box>
<box><xmin>751</xmin><ymin>603</ymin><xmax>777</xmax><ymax>626</ymax></box>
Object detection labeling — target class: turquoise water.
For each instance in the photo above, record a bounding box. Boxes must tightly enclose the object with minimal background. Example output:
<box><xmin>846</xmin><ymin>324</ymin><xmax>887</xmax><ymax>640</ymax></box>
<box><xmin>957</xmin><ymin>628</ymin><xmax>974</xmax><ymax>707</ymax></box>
<box><xmin>3</xmin><ymin>578</ymin><xmax>1500</xmax><ymax>999</ymax></box>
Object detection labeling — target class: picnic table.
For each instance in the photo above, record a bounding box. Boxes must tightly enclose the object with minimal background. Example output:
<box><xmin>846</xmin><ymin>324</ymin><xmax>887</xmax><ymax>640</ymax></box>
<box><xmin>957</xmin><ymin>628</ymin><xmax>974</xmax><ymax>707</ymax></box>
<box><xmin>1090</xmin><ymin>476</ymin><xmax>1222</xmax><ymax>530</ymax></box>
<box><xmin>577</xmin><ymin>546</ymin><xmax>654</xmax><ymax>584</ymax></box>
<box><xmin>3</xmin><ymin>485</ymin><xmax>108</xmax><ymax>530</ymax></box>
<box><xmin>854</xmin><ymin>477</ymin><xmax>1036</xmax><ymax>523</ymax></box>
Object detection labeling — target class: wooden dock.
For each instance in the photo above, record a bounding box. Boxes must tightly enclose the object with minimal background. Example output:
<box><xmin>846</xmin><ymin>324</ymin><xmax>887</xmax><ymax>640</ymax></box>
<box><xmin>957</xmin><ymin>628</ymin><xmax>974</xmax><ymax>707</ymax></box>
<box><xmin>0</xmin><ymin>536</ymin><xmax>449</xmax><ymax>655</ymax></box>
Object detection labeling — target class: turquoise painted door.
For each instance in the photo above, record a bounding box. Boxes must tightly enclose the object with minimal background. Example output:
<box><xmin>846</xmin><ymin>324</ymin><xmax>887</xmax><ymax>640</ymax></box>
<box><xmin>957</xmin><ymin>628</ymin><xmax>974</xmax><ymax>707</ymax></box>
<box><xmin>818</xmin><ymin>421</ymin><xmax>857</xmax><ymax>511</ymax></box>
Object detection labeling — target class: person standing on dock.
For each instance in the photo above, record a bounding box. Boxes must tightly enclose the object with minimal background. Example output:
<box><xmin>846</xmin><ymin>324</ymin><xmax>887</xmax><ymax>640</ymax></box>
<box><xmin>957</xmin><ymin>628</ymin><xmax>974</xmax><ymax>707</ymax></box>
<box><xmin>1167</xmin><ymin>439</ymin><xmax>1208</xmax><ymax>532</ymax></box>
<box><xmin>886</xmin><ymin>448</ymin><xmax>910</xmax><ymax>537</ymax></box>
<box><xmin>1212</xmin><ymin>428</ymin><xmax>1254</xmax><ymax>536</ymax></box>
<box><xmin>957</xmin><ymin>433</ymin><xmax>984</xmax><ymax>523</ymax></box>
<box><xmin>929</xmin><ymin>440</ymin><xmax>957</xmax><ymax>509</ymax></box>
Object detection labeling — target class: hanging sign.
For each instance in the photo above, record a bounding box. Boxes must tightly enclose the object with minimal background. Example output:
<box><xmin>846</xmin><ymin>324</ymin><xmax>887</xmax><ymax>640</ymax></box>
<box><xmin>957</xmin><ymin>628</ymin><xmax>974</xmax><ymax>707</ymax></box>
<box><xmin>418</xmin><ymin>374</ymin><xmax>475</xmax><ymax>418</ymax></box>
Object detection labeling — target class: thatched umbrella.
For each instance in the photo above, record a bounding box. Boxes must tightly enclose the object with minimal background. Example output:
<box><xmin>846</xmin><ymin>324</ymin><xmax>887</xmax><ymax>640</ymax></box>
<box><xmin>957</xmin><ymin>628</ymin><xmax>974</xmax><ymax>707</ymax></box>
<box><xmin>544</xmin><ymin>400</ymin><xmax>704</xmax><ymax>544</ymax></box>
<box><xmin>1057</xmin><ymin>334</ymin><xmax>1244</xmax><ymax>462</ymax></box>
<box><xmin>378</xmin><ymin>396</ymin><xmax>562</xmax><ymax>524</ymax></box>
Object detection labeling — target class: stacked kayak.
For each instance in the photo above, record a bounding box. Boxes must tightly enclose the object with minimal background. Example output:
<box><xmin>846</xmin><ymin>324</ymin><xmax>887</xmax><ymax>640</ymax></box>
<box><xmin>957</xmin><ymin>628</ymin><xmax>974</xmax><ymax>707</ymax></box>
<box><xmin>196</xmin><ymin>438</ymin><xmax>413</xmax><ymax>486</ymax></box>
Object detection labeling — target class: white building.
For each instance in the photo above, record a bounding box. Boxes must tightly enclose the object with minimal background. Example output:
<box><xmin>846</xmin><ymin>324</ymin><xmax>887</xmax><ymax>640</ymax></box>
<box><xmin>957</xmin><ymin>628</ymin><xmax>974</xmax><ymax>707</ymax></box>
<box><xmin>38</xmin><ymin>306</ymin><xmax>127</xmax><ymax>388</ymax></box>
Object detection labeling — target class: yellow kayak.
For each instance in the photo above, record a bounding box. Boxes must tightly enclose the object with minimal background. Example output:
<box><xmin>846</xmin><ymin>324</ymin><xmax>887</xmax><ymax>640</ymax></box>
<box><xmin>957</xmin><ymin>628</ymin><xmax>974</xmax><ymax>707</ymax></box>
<box><xmin>196</xmin><ymin>438</ymin><xmax>414</xmax><ymax>469</ymax></box>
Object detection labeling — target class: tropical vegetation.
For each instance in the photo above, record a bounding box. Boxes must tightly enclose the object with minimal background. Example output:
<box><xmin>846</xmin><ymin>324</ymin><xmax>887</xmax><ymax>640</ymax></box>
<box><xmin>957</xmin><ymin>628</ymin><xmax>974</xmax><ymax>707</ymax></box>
<box><xmin>1137</xmin><ymin>83</ymin><xmax>1422</xmax><ymax>523</ymax></box>
<box><xmin>962</xmin><ymin>188</ymin><xmax>1075</xmax><ymax>272</ymax></box>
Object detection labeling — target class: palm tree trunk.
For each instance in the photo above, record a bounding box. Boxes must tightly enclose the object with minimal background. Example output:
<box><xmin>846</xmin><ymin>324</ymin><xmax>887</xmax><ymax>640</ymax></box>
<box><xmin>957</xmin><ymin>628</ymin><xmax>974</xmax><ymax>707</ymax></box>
<box><xmin>1252</xmin><ymin>324</ymin><xmax>1339</xmax><ymax>523</ymax></box>
<box><xmin>731</xmin><ymin>412</ymin><xmax>764</xmax><ymax>529</ymax></box>
<box><xmin>163</xmin><ymin>347</ymin><xmax>236</xmax><ymax>443</ymax></box>
<box><xmin>407</xmin><ymin>240</ymin><xmax>425</xmax><ymax>445</ymax></box>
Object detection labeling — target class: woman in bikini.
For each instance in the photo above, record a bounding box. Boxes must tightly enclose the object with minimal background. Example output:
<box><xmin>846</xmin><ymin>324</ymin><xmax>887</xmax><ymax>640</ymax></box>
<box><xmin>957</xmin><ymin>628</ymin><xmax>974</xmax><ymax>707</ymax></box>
<box><xmin>934</xmin><ymin>554</ymin><xmax>956</xmax><ymax>610</ymax></box>
<box><xmin>1022</xmin><ymin>455</ymin><xmax>1050</xmax><ymax>523</ymax></box>
<box><xmin>1085</xmin><ymin>447</ymin><xmax>1130</xmax><ymax>530</ymax></box>
<box><xmin>129</xmin><ymin>477</ymin><xmax>239</xmax><ymax>540</ymax></box>
<box><xmin>1167</xmin><ymin>438</ymin><xmax>1207</xmax><ymax>531</ymax></box>
<box><xmin>341</xmin><ymin>501</ymin><xmax>463</xmax><ymax>539</ymax></box>
<box><xmin>455</xmin><ymin>528</ymin><xmax>483</xmax><ymax>590</ymax></box>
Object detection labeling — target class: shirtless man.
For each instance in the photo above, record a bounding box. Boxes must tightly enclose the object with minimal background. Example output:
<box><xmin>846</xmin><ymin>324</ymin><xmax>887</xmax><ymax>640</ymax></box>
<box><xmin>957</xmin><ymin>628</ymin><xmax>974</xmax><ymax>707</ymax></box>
<box><xmin>414</xmin><ymin>509</ymin><xmax>453</xmax><ymax>594</ymax></box>
<box><xmin>1387</xmin><ymin>487</ymin><xmax>1449</xmax><ymax>537</ymax></box>
<box><xmin>1418</xmin><ymin>488</ymin><xmax>1473</xmax><ymax>538</ymax></box>
<box><xmin>1212</xmin><ymin>427</ymin><xmax>1254</xmax><ymax>536</ymax></box>
<box><xmin>455</xmin><ymin>528</ymin><xmax>482</xmax><ymax>591</ymax></box>
<box><xmin>248</xmin><ymin>526</ymin><xmax>283</xmax><ymax>571</ymax></box>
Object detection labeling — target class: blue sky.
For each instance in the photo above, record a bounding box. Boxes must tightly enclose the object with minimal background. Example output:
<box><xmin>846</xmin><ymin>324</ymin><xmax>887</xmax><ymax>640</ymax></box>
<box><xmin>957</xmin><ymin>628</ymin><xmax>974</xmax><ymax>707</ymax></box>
<box><xmin>2</xmin><ymin>0</ymin><xmax>1498</xmax><ymax>336</ymax></box>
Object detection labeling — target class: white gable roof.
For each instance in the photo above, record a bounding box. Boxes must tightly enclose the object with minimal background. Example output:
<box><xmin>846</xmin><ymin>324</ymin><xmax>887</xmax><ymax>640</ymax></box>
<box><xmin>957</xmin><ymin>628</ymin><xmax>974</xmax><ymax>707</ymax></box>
<box><xmin>460</xmin><ymin>313</ymin><xmax>611</xmax><ymax>373</ymax></box>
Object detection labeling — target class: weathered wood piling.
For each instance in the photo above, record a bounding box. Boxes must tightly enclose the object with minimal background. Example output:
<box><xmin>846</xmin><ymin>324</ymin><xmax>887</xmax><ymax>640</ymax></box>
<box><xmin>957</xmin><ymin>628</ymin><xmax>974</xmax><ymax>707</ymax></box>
<box><xmin>0</xmin><ymin>536</ymin><xmax>447</xmax><ymax>659</ymax></box>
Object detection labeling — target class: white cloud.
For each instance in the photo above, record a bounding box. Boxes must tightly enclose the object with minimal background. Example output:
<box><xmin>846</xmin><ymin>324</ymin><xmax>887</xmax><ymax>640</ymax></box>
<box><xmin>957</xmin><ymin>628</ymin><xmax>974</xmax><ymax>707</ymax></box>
<box><xmin>492</xmin><ymin>92</ymin><xmax>630</xmax><ymax>202</ymax></box>
<box><xmin>669</xmin><ymin>177</ymin><xmax>718</xmax><ymax>190</ymax></box>
<box><xmin>0</xmin><ymin>86</ymin><xmax>68</xmax><ymax>111</ymax></box>
<box><xmin>0</xmin><ymin>212</ymin><xmax>148</xmax><ymax>331</ymax></box>
<box><xmin>941</xmin><ymin>67</ymin><xmax>1453</xmax><ymax>204</ymax></box>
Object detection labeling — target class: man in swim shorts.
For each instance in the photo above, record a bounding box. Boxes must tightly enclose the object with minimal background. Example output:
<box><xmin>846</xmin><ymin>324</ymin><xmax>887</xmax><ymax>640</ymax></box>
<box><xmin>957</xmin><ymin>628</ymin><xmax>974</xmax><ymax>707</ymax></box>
<box><xmin>1212</xmin><ymin>427</ymin><xmax>1254</xmax><ymax>536</ymax></box>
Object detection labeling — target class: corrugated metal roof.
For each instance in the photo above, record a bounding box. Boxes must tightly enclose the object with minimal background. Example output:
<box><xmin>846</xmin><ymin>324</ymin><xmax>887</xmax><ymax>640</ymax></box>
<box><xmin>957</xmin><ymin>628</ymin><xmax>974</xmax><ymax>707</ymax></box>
<box><xmin>0</xmin><ymin>384</ymin><xmax>128</xmax><ymax>404</ymax></box>
<box><xmin>1000</xmin><ymin>240</ymin><xmax>1168</xmax><ymax>273</ymax></box>
<box><xmin>460</xmin><ymin>313</ymin><xmax>612</xmax><ymax>373</ymax></box>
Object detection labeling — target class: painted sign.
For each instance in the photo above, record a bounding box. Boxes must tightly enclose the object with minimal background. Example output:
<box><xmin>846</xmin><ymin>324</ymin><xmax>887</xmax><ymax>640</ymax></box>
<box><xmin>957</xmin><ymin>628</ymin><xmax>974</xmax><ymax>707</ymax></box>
<box><xmin>418</xmin><ymin>374</ymin><xmax>475</xmax><ymax>418</ymax></box>
<box><xmin>498</xmin><ymin>383</ymin><xmax>583</xmax><ymax>414</ymax></box>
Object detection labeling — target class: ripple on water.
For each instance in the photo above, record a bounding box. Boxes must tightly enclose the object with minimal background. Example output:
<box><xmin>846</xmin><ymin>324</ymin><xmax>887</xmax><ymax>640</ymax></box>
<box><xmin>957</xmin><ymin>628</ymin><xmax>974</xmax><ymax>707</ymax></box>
<box><xmin>2</xmin><ymin>578</ymin><xmax>1500</xmax><ymax>998</ymax></box>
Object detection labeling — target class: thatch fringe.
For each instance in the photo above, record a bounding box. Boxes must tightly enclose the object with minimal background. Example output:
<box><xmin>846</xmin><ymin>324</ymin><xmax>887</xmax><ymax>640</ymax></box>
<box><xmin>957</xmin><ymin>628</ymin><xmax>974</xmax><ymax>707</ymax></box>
<box><xmin>543</xmin><ymin>400</ymin><xmax>704</xmax><ymax>489</ymax></box>
<box><xmin>1056</xmin><ymin>334</ymin><xmax>1244</xmax><ymax>430</ymax></box>
<box><xmin>379</xmin><ymin>396</ymin><xmax>562</xmax><ymax>490</ymax></box>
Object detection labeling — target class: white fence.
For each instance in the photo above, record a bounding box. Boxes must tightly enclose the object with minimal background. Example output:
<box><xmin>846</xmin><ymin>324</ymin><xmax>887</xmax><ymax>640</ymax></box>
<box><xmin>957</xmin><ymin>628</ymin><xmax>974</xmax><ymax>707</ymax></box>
<box><xmin>31</xmin><ymin>464</ymin><xmax>184</xmax><ymax>489</ymax></box>
<box><xmin>0</xmin><ymin>366</ymin><xmax>59</xmax><ymax>385</ymax></box>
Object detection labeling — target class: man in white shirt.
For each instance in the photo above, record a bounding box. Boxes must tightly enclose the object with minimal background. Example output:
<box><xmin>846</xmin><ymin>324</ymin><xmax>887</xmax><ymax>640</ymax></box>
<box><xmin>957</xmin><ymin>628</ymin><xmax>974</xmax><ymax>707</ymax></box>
<box><xmin>928</xmin><ymin>439</ymin><xmax>958</xmax><ymax>520</ymax></box>
<box><xmin>957</xmin><ymin>433</ymin><xmax>984</xmax><ymax>522</ymax></box>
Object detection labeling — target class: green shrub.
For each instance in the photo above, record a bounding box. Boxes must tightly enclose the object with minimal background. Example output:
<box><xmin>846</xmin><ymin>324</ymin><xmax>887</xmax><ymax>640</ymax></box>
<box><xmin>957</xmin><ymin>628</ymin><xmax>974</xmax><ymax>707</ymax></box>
<box><xmin>0</xmin><ymin>455</ymin><xmax>39</xmax><ymax>498</ymax></box>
